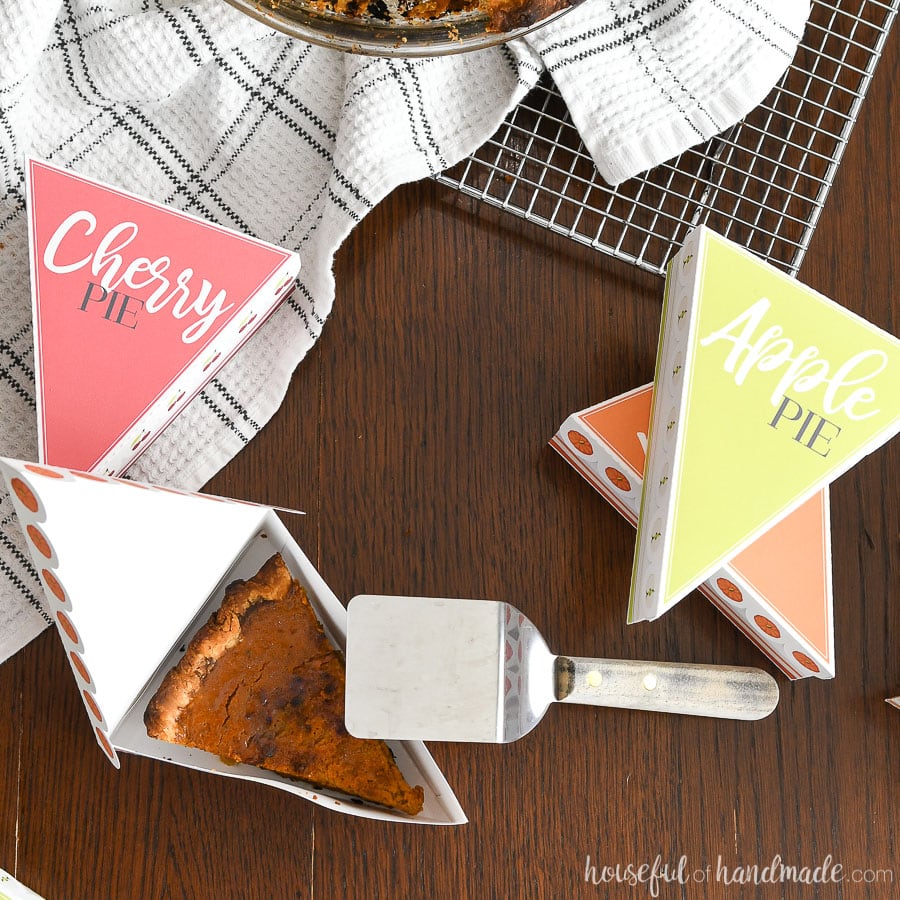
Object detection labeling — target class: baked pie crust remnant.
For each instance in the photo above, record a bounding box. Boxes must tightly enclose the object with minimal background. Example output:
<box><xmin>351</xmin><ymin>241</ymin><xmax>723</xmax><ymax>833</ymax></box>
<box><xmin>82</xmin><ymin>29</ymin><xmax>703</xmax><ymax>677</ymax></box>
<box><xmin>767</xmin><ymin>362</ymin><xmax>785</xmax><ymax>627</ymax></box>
<box><xmin>306</xmin><ymin>0</ymin><xmax>573</xmax><ymax>33</ymax></box>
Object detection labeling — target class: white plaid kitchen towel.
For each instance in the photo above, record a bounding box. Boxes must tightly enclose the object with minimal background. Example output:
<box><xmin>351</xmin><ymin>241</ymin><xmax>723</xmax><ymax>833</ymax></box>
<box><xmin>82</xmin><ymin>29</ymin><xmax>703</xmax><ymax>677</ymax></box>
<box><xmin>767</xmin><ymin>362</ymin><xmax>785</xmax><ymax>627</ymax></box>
<box><xmin>0</xmin><ymin>0</ymin><xmax>808</xmax><ymax>662</ymax></box>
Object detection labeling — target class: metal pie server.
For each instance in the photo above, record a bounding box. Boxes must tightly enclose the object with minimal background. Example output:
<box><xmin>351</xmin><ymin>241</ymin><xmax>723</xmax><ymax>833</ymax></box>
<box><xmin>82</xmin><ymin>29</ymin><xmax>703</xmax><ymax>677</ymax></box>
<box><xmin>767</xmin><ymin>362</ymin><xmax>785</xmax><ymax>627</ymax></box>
<box><xmin>344</xmin><ymin>595</ymin><xmax>779</xmax><ymax>743</ymax></box>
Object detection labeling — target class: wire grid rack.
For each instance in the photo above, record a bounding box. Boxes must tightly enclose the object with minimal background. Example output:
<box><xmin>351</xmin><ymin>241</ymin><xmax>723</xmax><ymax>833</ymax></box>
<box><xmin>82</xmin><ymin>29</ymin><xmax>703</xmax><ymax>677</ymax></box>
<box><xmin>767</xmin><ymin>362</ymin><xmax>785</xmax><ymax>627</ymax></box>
<box><xmin>436</xmin><ymin>0</ymin><xmax>897</xmax><ymax>277</ymax></box>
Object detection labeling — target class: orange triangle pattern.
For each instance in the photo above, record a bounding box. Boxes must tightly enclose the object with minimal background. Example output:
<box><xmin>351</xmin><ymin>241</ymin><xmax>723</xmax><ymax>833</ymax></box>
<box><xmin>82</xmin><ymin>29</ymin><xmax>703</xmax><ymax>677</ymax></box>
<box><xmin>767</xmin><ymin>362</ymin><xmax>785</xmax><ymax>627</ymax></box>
<box><xmin>552</xmin><ymin>383</ymin><xmax>834</xmax><ymax>679</ymax></box>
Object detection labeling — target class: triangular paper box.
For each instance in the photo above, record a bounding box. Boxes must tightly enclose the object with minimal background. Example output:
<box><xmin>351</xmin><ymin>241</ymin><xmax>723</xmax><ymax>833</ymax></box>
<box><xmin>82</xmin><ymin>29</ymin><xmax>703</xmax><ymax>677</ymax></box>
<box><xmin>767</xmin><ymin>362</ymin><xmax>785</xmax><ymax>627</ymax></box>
<box><xmin>629</xmin><ymin>225</ymin><xmax>900</xmax><ymax>622</ymax></box>
<box><xmin>0</xmin><ymin>458</ymin><xmax>465</xmax><ymax>825</ymax></box>
<box><xmin>26</xmin><ymin>158</ymin><xmax>300</xmax><ymax>476</ymax></box>
<box><xmin>551</xmin><ymin>384</ymin><xmax>834</xmax><ymax>679</ymax></box>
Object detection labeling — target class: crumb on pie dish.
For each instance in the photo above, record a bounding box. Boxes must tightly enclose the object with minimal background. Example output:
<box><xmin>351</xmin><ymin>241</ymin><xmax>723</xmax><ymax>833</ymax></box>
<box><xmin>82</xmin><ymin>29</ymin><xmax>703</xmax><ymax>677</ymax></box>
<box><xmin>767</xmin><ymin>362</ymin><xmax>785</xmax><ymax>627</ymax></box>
<box><xmin>303</xmin><ymin>0</ymin><xmax>574</xmax><ymax>33</ymax></box>
<box><xmin>223</xmin><ymin>0</ymin><xmax>578</xmax><ymax>56</ymax></box>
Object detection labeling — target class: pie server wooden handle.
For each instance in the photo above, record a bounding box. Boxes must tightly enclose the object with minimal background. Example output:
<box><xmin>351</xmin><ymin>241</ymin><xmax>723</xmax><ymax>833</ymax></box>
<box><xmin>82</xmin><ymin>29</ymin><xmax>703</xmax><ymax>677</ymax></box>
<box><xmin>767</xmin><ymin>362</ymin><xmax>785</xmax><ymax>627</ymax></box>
<box><xmin>555</xmin><ymin>657</ymin><xmax>779</xmax><ymax>720</ymax></box>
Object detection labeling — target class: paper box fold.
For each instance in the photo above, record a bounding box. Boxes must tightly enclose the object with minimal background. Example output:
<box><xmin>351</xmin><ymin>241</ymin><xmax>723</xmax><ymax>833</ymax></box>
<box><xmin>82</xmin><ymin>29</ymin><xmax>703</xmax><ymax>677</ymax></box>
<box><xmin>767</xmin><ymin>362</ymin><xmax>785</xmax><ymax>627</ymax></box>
<box><xmin>0</xmin><ymin>458</ymin><xmax>465</xmax><ymax>825</ymax></box>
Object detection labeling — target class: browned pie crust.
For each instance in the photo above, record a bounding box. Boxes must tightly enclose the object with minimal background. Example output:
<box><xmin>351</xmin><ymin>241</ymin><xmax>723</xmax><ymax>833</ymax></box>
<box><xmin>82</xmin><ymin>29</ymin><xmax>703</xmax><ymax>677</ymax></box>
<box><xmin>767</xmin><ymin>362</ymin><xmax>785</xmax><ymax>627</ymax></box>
<box><xmin>306</xmin><ymin>0</ymin><xmax>572</xmax><ymax>33</ymax></box>
<box><xmin>144</xmin><ymin>553</ymin><xmax>424</xmax><ymax>816</ymax></box>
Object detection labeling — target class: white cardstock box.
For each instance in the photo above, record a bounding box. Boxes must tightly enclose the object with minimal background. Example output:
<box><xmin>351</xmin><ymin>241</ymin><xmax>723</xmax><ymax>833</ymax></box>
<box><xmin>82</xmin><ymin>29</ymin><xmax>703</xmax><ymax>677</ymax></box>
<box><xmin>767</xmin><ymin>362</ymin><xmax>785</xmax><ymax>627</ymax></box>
<box><xmin>0</xmin><ymin>457</ymin><xmax>465</xmax><ymax>825</ymax></box>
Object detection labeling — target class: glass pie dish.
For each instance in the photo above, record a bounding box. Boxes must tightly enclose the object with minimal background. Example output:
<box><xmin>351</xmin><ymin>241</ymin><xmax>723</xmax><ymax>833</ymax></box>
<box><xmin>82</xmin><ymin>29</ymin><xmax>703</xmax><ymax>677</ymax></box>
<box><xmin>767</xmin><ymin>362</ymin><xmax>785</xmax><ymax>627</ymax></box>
<box><xmin>223</xmin><ymin>0</ymin><xmax>580</xmax><ymax>57</ymax></box>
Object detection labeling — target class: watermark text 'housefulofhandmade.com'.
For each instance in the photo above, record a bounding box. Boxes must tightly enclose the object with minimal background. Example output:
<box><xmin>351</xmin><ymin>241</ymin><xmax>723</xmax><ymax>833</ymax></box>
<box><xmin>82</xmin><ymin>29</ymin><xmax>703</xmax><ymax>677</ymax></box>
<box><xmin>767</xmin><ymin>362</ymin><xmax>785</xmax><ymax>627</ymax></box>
<box><xmin>583</xmin><ymin>854</ymin><xmax>893</xmax><ymax>896</ymax></box>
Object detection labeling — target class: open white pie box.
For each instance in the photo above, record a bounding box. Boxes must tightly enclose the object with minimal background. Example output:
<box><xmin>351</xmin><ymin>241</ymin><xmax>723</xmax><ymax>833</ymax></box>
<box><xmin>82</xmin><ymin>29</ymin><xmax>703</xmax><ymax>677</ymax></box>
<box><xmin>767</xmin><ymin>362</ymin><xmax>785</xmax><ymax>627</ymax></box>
<box><xmin>0</xmin><ymin>457</ymin><xmax>466</xmax><ymax>825</ymax></box>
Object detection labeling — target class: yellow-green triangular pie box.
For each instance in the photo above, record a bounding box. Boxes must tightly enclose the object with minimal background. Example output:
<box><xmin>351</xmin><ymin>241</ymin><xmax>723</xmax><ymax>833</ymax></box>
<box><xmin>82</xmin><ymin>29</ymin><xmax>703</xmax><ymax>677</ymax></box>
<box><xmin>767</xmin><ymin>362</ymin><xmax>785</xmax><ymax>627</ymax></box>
<box><xmin>629</xmin><ymin>226</ymin><xmax>900</xmax><ymax>622</ymax></box>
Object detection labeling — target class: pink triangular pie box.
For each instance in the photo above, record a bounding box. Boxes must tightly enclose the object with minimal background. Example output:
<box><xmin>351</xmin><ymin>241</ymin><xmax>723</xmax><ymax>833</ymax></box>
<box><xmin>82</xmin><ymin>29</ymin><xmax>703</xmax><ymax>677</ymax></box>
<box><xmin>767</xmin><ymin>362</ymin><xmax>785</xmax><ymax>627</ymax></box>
<box><xmin>0</xmin><ymin>458</ymin><xmax>465</xmax><ymax>825</ymax></box>
<box><xmin>551</xmin><ymin>384</ymin><xmax>834</xmax><ymax>679</ymax></box>
<box><xmin>26</xmin><ymin>158</ymin><xmax>300</xmax><ymax>475</ymax></box>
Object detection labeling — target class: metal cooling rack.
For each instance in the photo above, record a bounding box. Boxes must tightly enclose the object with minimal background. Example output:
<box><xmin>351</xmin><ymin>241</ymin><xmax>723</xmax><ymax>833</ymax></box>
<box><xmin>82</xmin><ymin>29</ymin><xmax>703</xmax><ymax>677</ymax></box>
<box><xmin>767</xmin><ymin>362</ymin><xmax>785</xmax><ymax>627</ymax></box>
<box><xmin>437</xmin><ymin>0</ymin><xmax>897</xmax><ymax>276</ymax></box>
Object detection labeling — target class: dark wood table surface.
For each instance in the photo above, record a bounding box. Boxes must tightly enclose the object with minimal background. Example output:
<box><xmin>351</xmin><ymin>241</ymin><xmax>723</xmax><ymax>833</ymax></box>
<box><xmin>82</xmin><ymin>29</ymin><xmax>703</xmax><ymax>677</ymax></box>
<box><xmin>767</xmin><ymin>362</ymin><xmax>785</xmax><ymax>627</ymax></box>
<box><xmin>2</xmin><ymin>31</ymin><xmax>898</xmax><ymax>900</ymax></box>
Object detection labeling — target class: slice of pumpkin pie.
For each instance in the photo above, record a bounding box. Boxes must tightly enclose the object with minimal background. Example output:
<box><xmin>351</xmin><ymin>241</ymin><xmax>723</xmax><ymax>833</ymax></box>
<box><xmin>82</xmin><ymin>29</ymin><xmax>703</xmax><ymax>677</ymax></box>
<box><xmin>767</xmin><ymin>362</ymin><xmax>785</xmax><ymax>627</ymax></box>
<box><xmin>144</xmin><ymin>553</ymin><xmax>424</xmax><ymax>815</ymax></box>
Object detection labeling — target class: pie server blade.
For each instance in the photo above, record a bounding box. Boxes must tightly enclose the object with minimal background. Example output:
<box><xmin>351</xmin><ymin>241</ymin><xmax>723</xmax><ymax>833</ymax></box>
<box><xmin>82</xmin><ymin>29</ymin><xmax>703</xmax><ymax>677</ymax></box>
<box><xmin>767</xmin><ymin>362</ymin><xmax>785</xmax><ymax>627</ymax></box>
<box><xmin>344</xmin><ymin>595</ymin><xmax>779</xmax><ymax>743</ymax></box>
